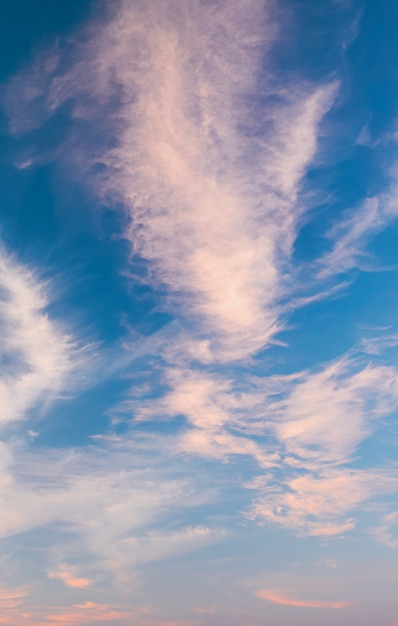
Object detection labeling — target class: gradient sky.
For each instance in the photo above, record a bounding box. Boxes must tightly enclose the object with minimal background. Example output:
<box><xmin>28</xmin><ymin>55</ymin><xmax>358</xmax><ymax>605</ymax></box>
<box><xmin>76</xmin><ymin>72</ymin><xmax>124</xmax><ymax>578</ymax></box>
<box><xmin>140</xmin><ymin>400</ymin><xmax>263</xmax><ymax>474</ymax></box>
<box><xmin>0</xmin><ymin>0</ymin><xmax>398</xmax><ymax>624</ymax></box>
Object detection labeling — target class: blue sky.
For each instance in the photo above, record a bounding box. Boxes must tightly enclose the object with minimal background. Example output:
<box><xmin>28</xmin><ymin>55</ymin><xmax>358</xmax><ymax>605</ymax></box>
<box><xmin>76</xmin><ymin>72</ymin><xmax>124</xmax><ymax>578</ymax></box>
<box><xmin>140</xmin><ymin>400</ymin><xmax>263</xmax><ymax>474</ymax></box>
<box><xmin>0</xmin><ymin>0</ymin><xmax>398</xmax><ymax>624</ymax></box>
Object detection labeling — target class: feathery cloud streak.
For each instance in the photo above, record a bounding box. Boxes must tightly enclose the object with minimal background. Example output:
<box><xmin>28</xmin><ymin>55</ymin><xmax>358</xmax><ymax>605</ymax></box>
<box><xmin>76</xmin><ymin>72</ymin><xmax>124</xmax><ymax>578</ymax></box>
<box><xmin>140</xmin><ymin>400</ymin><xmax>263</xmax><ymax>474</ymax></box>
<box><xmin>256</xmin><ymin>588</ymin><xmax>351</xmax><ymax>609</ymax></box>
<box><xmin>0</xmin><ymin>249</ymin><xmax>88</xmax><ymax>426</ymax></box>
<box><xmin>4</xmin><ymin>0</ymin><xmax>336</xmax><ymax>360</ymax></box>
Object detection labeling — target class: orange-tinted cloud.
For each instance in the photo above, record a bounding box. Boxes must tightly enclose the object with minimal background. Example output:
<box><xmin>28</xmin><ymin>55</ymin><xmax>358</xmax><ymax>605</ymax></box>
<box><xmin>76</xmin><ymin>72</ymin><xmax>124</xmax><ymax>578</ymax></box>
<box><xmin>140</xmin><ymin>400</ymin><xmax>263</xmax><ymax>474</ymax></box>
<box><xmin>0</xmin><ymin>601</ymin><xmax>139</xmax><ymax>626</ymax></box>
<box><xmin>47</xmin><ymin>566</ymin><xmax>93</xmax><ymax>589</ymax></box>
<box><xmin>257</xmin><ymin>588</ymin><xmax>351</xmax><ymax>609</ymax></box>
<box><xmin>45</xmin><ymin>601</ymin><xmax>130</xmax><ymax>624</ymax></box>
<box><xmin>0</xmin><ymin>587</ymin><xmax>27</xmax><ymax>610</ymax></box>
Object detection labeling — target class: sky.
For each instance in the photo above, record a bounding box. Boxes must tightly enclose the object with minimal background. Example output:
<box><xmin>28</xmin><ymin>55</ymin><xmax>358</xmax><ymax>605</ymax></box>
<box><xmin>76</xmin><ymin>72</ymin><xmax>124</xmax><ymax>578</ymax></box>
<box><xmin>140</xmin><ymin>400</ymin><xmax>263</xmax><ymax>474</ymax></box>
<box><xmin>0</xmin><ymin>0</ymin><xmax>398</xmax><ymax>624</ymax></box>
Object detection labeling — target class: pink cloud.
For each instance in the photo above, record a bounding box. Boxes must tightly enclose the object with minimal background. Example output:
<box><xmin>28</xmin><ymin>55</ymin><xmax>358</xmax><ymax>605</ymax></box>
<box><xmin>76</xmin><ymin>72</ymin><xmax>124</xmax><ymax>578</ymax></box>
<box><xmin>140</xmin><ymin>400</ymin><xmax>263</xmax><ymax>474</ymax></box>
<box><xmin>256</xmin><ymin>588</ymin><xmax>351</xmax><ymax>609</ymax></box>
<box><xmin>45</xmin><ymin>602</ymin><xmax>130</xmax><ymax>624</ymax></box>
<box><xmin>0</xmin><ymin>587</ymin><xmax>27</xmax><ymax>610</ymax></box>
<box><xmin>47</xmin><ymin>565</ymin><xmax>93</xmax><ymax>589</ymax></box>
<box><xmin>309</xmin><ymin>520</ymin><xmax>356</xmax><ymax>537</ymax></box>
<box><xmin>0</xmin><ymin>602</ymin><xmax>139</xmax><ymax>626</ymax></box>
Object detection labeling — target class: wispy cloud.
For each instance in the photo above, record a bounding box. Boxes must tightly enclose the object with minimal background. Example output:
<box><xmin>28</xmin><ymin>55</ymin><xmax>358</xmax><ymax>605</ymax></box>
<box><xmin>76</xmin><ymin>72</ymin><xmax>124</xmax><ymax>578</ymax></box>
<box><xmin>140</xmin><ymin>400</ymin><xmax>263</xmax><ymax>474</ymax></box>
<box><xmin>0</xmin><ymin>599</ymin><xmax>195</xmax><ymax>626</ymax></box>
<box><xmin>317</xmin><ymin>163</ymin><xmax>398</xmax><ymax>279</ymax></box>
<box><xmin>359</xmin><ymin>331</ymin><xmax>398</xmax><ymax>355</ymax></box>
<box><xmin>118</xmin><ymin>526</ymin><xmax>226</xmax><ymax>570</ymax></box>
<box><xmin>0</xmin><ymin>586</ymin><xmax>27</xmax><ymax>610</ymax></box>
<box><xmin>269</xmin><ymin>358</ymin><xmax>398</xmax><ymax>466</ymax></box>
<box><xmin>125</xmin><ymin>367</ymin><xmax>278</xmax><ymax>467</ymax></box>
<box><xmin>249</xmin><ymin>467</ymin><xmax>397</xmax><ymax>536</ymax></box>
<box><xmin>47</xmin><ymin>565</ymin><xmax>93</xmax><ymax>589</ymax></box>
<box><xmin>115</xmin><ymin>353</ymin><xmax>398</xmax><ymax>536</ymax></box>
<box><xmin>0</xmin><ymin>249</ymin><xmax>89</xmax><ymax>427</ymax></box>
<box><xmin>4</xmin><ymin>0</ymin><xmax>336</xmax><ymax>361</ymax></box>
<box><xmin>371</xmin><ymin>510</ymin><xmax>398</xmax><ymax>548</ymax></box>
<box><xmin>317</xmin><ymin>197</ymin><xmax>383</xmax><ymax>278</ymax></box>
<box><xmin>44</xmin><ymin>602</ymin><xmax>136</xmax><ymax>625</ymax></box>
<box><xmin>256</xmin><ymin>588</ymin><xmax>351</xmax><ymax>609</ymax></box>
<box><xmin>0</xmin><ymin>431</ymin><xmax>223</xmax><ymax>587</ymax></box>
<box><xmin>243</xmin><ymin>357</ymin><xmax>398</xmax><ymax>534</ymax></box>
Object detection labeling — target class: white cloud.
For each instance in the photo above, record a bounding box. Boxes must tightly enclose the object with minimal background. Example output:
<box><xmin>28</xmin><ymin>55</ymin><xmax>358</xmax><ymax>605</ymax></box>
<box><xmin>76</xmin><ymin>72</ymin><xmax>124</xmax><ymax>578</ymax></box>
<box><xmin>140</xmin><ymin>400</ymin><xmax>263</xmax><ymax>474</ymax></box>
<box><xmin>0</xmin><ymin>249</ymin><xmax>93</xmax><ymax>427</ymax></box>
<box><xmin>112</xmin><ymin>353</ymin><xmax>398</xmax><ymax>536</ymax></box>
<box><xmin>244</xmin><ymin>357</ymin><xmax>398</xmax><ymax>534</ymax></box>
<box><xmin>112</xmin><ymin>526</ymin><xmax>226</xmax><ymax>573</ymax></box>
<box><xmin>359</xmin><ymin>331</ymin><xmax>398</xmax><ymax>355</ymax></box>
<box><xmin>96</xmin><ymin>18</ymin><xmax>335</xmax><ymax>360</ymax></box>
<box><xmin>317</xmin><ymin>197</ymin><xmax>383</xmax><ymax>277</ymax></box>
<box><xmin>270</xmin><ymin>359</ymin><xmax>398</xmax><ymax>466</ymax></box>
<box><xmin>4</xmin><ymin>0</ymin><xmax>336</xmax><ymax>362</ymax></box>
<box><xmin>248</xmin><ymin>467</ymin><xmax>397</xmax><ymax>536</ymax></box>
<box><xmin>119</xmin><ymin>367</ymin><xmax>278</xmax><ymax>467</ymax></box>
<box><xmin>0</xmin><ymin>250</ymin><xmax>214</xmax><ymax>583</ymax></box>
<box><xmin>317</xmin><ymin>166</ymin><xmax>398</xmax><ymax>279</ymax></box>
<box><xmin>0</xmin><ymin>436</ymin><xmax>222</xmax><ymax>586</ymax></box>
<box><xmin>371</xmin><ymin>510</ymin><xmax>398</xmax><ymax>548</ymax></box>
